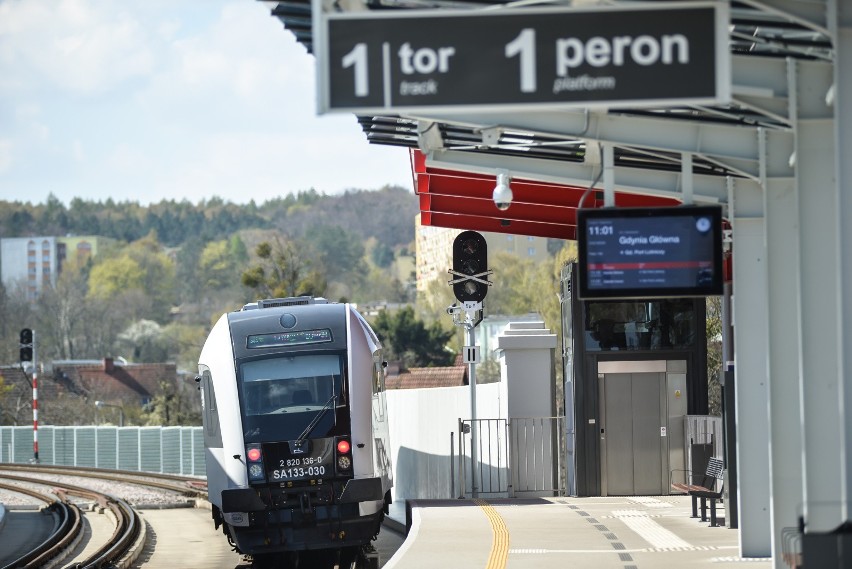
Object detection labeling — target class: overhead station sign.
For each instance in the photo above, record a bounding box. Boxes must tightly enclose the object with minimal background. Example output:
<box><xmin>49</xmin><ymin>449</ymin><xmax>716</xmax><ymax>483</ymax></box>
<box><xmin>314</xmin><ymin>1</ymin><xmax>730</xmax><ymax>114</ymax></box>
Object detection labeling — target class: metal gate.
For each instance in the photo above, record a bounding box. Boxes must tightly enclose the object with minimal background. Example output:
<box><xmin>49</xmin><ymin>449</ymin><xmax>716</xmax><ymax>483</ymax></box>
<box><xmin>456</xmin><ymin>416</ymin><xmax>566</xmax><ymax>498</ymax></box>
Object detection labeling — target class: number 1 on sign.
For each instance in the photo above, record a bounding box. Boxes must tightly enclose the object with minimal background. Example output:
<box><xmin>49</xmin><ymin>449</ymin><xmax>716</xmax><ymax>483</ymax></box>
<box><xmin>342</xmin><ymin>42</ymin><xmax>369</xmax><ymax>97</ymax></box>
<box><xmin>505</xmin><ymin>28</ymin><xmax>536</xmax><ymax>93</ymax></box>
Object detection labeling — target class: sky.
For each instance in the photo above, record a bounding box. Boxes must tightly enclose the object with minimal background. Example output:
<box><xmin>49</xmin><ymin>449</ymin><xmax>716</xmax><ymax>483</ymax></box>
<box><xmin>0</xmin><ymin>0</ymin><xmax>414</xmax><ymax>206</ymax></box>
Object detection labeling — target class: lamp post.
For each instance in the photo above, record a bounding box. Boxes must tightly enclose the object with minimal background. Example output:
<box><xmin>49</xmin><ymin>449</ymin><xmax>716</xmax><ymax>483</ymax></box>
<box><xmin>95</xmin><ymin>400</ymin><xmax>124</xmax><ymax>427</ymax></box>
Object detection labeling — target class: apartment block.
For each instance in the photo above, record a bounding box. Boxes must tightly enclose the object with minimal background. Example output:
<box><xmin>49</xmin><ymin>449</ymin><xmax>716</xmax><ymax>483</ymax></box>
<box><xmin>1</xmin><ymin>236</ymin><xmax>99</xmax><ymax>298</ymax></box>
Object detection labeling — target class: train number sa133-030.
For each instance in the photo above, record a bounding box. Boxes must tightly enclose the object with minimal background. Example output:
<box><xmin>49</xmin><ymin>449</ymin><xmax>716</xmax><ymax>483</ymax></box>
<box><xmin>272</xmin><ymin>457</ymin><xmax>326</xmax><ymax>480</ymax></box>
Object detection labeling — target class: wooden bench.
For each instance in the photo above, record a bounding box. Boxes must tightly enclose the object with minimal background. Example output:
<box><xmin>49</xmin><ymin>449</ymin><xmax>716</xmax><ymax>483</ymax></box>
<box><xmin>671</xmin><ymin>456</ymin><xmax>725</xmax><ymax>527</ymax></box>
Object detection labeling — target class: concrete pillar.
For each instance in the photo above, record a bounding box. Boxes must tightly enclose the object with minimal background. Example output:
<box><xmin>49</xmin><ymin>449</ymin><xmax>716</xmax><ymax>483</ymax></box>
<box><xmin>497</xmin><ymin>321</ymin><xmax>558</xmax><ymax>497</ymax></box>
<box><xmin>497</xmin><ymin>321</ymin><xmax>558</xmax><ymax>419</ymax></box>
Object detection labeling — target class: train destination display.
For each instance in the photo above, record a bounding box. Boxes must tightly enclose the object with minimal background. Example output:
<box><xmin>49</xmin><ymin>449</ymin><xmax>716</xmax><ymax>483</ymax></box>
<box><xmin>315</xmin><ymin>2</ymin><xmax>730</xmax><ymax>113</ymax></box>
<box><xmin>246</xmin><ymin>329</ymin><xmax>333</xmax><ymax>349</ymax></box>
<box><xmin>577</xmin><ymin>206</ymin><xmax>723</xmax><ymax>299</ymax></box>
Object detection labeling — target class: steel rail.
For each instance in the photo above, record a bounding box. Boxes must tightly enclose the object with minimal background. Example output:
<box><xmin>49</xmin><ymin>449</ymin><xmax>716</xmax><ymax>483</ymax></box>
<box><xmin>0</xmin><ymin>463</ymin><xmax>206</xmax><ymax>498</ymax></box>
<box><xmin>0</xmin><ymin>473</ymin><xmax>141</xmax><ymax>569</ymax></box>
<box><xmin>74</xmin><ymin>496</ymin><xmax>140</xmax><ymax>569</ymax></box>
<box><xmin>0</xmin><ymin>481</ymin><xmax>83</xmax><ymax>569</ymax></box>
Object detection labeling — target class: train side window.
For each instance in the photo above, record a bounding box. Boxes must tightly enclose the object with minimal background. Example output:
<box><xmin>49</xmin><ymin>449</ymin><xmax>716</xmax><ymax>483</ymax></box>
<box><xmin>200</xmin><ymin>370</ymin><xmax>222</xmax><ymax>446</ymax></box>
<box><xmin>372</xmin><ymin>362</ymin><xmax>381</xmax><ymax>394</ymax></box>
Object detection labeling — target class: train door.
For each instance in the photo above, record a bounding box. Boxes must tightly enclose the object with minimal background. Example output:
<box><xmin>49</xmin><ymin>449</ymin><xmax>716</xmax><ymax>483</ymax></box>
<box><xmin>598</xmin><ymin>360</ymin><xmax>687</xmax><ymax>496</ymax></box>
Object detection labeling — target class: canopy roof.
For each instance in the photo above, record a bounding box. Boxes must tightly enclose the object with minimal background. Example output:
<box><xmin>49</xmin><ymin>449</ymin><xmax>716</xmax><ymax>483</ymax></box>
<box><xmin>260</xmin><ymin>0</ymin><xmax>832</xmax><ymax>237</ymax></box>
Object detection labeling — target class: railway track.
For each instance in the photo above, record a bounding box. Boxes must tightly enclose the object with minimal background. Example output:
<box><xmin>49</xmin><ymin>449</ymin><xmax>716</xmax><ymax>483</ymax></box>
<box><xmin>0</xmin><ymin>481</ymin><xmax>82</xmax><ymax>569</ymax></box>
<box><xmin>0</xmin><ymin>464</ymin><xmax>402</xmax><ymax>568</ymax></box>
<box><xmin>0</xmin><ymin>466</ymin><xmax>165</xmax><ymax>568</ymax></box>
<box><xmin>0</xmin><ymin>463</ymin><xmax>207</xmax><ymax>498</ymax></box>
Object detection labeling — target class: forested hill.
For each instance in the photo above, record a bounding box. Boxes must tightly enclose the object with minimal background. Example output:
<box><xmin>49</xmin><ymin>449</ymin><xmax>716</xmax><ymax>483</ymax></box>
<box><xmin>0</xmin><ymin>185</ymin><xmax>418</xmax><ymax>249</ymax></box>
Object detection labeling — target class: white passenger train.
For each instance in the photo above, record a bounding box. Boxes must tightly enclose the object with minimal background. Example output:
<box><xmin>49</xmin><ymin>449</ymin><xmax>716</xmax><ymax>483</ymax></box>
<box><xmin>197</xmin><ymin>297</ymin><xmax>393</xmax><ymax>566</ymax></box>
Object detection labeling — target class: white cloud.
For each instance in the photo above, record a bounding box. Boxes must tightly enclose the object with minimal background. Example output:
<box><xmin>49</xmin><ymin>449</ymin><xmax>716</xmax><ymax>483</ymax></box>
<box><xmin>138</xmin><ymin>2</ymin><xmax>312</xmax><ymax>130</ymax></box>
<box><xmin>0</xmin><ymin>0</ymin><xmax>156</xmax><ymax>95</ymax></box>
<box><xmin>0</xmin><ymin>0</ymin><xmax>415</xmax><ymax>206</ymax></box>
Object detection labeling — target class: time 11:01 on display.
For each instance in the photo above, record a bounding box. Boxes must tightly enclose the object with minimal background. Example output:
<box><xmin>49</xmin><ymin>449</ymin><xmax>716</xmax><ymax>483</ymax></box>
<box><xmin>588</xmin><ymin>224</ymin><xmax>614</xmax><ymax>236</ymax></box>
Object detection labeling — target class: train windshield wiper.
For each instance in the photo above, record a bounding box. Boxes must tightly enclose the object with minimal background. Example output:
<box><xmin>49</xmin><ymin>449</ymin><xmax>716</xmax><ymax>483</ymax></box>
<box><xmin>295</xmin><ymin>393</ymin><xmax>337</xmax><ymax>445</ymax></box>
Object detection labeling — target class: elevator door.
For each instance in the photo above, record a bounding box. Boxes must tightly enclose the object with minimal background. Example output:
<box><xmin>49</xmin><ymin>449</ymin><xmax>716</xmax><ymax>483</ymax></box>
<box><xmin>601</xmin><ymin>372</ymin><xmax>665</xmax><ymax>495</ymax></box>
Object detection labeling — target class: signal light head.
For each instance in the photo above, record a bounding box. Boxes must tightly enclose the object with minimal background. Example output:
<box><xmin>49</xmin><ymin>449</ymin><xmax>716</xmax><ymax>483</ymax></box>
<box><xmin>337</xmin><ymin>440</ymin><xmax>351</xmax><ymax>454</ymax></box>
<box><xmin>452</xmin><ymin>231</ymin><xmax>489</xmax><ymax>303</ymax></box>
<box><xmin>247</xmin><ymin>447</ymin><xmax>262</xmax><ymax>462</ymax></box>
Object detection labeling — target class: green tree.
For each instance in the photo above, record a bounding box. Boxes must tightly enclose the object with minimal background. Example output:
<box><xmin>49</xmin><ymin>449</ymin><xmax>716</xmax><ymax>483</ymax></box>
<box><xmin>88</xmin><ymin>256</ymin><xmax>146</xmax><ymax>298</ymax></box>
<box><xmin>371</xmin><ymin>306</ymin><xmax>454</xmax><ymax>367</ymax></box>
<box><xmin>36</xmin><ymin>269</ymin><xmax>91</xmax><ymax>360</ymax></box>
<box><xmin>117</xmin><ymin>320</ymin><xmax>170</xmax><ymax>363</ymax></box>
<box><xmin>193</xmin><ymin>234</ymin><xmax>249</xmax><ymax>294</ymax></box>
<box><xmin>371</xmin><ymin>242</ymin><xmax>395</xmax><ymax>268</ymax></box>
<box><xmin>141</xmin><ymin>379</ymin><xmax>202</xmax><ymax>426</ymax></box>
<box><xmin>198</xmin><ymin>240</ymin><xmax>236</xmax><ymax>290</ymax></box>
<box><xmin>228</xmin><ymin>234</ymin><xmax>249</xmax><ymax>264</ymax></box>
<box><xmin>706</xmin><ymin>296</ymin><xmax>723</xmax><ymax>416</ymax></box>
<box><xmin>162</xmin><ymin>322</ymin><xmax>209</xmax><ymax>373</ymax></box>
<box><xmin>347</xmin><ymin>263</ymin><xmax>409</xmax><ymax>304</ymax></box>
<box><xmin>485</xmin><ymin>251</ymin><xmax>540</xmax><ymax>316</ymax></box>
<box><xmin>305</xmin><ymin>224</ymin><xmax>366</xmax><ymax>281</ymax></box>
<box><xmin>88</xmin><ymin>232</ymin><xmax>176</xmax><ymax>322</ymax></box>
<box><xmin>241</xmin><ymin>238</ymin><xmax>326</xmax><ymax>299</ymax></box>
<box><xmin>0</xmin><ymin>374</ymin><xmax>13</xmax><ymax>410</ymax></box>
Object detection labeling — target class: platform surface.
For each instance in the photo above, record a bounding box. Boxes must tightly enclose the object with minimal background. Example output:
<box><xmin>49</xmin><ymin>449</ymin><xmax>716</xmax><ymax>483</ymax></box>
<box><xmin>385</xmin><ymin>495</ymin><xmax>772</xmax><ymax>569</ymax></box>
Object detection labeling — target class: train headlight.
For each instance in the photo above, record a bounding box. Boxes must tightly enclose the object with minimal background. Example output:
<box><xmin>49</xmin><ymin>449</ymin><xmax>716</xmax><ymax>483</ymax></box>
<box><xmin>248</xmin><ymin>463</ymin><xmax>264</xmax><ymax>479</ymax></box>
<box><xmin>337</xmin><ymin>455</ymin><xmax>352</xmax><ymax>471</ymax></box>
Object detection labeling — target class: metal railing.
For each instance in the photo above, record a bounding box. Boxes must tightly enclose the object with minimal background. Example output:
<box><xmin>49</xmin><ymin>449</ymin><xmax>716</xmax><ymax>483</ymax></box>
<box><xmin>685</xmin><ymin>415</ymin><xmax>724</xmax><ymax>459</ymax></box>
<box><xmin>456</xmin><ymin>416</ymin><xmax>566</xmax><ymax>498</ymax></box>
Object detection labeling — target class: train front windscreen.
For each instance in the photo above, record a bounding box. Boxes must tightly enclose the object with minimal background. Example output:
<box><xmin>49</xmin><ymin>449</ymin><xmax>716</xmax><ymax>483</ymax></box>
<box><xmin>238</xmin><ymin>354</ymin><xmax>348</xmax><ymax>444</ymax></box>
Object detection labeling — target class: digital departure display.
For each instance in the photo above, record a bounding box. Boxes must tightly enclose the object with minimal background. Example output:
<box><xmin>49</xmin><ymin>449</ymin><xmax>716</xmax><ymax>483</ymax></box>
<box><xmin>577</xmin><ymin>206</ymin><xmax>723</xmax><ymax>299</ymax></box>
<box><xmin>247</xmin><ymin>329</ymin><xmax>333</xmax><ymax>349</ymax></box>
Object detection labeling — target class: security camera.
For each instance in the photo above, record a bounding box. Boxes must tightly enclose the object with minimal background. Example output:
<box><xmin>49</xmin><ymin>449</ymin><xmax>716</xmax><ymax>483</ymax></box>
<box><xmin>492</xmin><ymin>170</ymin><xmax>513</xmax><ymax>211</ymax></box>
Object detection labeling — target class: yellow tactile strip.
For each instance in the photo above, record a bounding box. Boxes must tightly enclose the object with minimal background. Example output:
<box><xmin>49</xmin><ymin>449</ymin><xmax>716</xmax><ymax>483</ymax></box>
<box><xmin>474</xmin><ymin>499</ymin><xmax>509</xmax><ymax>569</ymax></box>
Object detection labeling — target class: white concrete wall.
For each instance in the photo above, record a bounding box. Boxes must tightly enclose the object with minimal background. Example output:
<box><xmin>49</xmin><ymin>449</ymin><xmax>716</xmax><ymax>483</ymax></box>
<box><xmin>386</xmin><ymin>382</ymin><xmax>504</xmax><ymax>503</ymax></box>
<box><xmin>384</xmin><ymin>321</ymin><xmax>559</xmax><ymax>503</ymax></box>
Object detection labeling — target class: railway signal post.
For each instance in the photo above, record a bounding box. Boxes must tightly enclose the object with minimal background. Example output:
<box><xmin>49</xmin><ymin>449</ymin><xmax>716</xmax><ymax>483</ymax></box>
<box><xmin>19</xmin><ymin>328</ymin><xmax>38</xmax><ymax>463</ymax></box>
<box><xmin>448</xmin><ymin>231</ymin><xmax>492</xmax><ymax>498</ymax></box>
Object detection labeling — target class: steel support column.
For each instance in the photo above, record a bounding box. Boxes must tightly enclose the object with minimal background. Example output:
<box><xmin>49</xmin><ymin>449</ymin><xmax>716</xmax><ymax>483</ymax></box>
<box><xmin>764</xmin><ymin>58</ymin><xmax>816</xmax><ymax>567</ymax></box>
<box><xmin>795</xmin><ymin>102</ymin><xmax>841</xmax><ymax>534</ymax></box>
<box><xmin>834</xmin><ymin>0</ymin><xmax>852</xmax><ymax>523</ymax></box>
<box><xmin>731</xmin><ymin>178</ymin><xmax>772</xmax><ymax>557</ymax></box>
<box><xmin>764</xmin><ymin>168</ymin><xmax>803</xmax><ymax>566</ymax></box>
